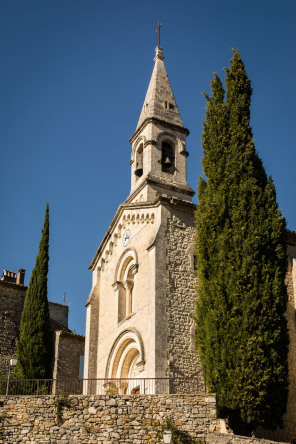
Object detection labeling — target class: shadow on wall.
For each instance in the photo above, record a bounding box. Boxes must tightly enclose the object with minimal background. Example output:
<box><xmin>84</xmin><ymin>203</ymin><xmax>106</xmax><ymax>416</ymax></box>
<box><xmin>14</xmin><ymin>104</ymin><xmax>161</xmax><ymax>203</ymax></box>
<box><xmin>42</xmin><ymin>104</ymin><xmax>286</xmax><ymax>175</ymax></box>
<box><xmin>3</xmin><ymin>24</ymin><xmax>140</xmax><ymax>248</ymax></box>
<box><xmin>255</xmin><ymin>256</ymin><xmax>296</xmax><ymax>442</ymax></box>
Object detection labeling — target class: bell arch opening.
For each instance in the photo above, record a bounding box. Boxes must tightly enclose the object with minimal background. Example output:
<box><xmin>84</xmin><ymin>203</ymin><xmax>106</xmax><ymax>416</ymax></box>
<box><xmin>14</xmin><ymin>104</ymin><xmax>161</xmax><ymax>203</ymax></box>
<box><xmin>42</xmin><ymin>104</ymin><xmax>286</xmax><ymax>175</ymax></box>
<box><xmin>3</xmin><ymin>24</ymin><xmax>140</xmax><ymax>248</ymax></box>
<box><xmin>134</xmin><ymin>144</ymin><xmax>143</xmax><ymax>179</ymax></box>
<box><xmin>161</xmin><ymin>140</ymin><xmax>175</xmax><ymax>173</ymax></box>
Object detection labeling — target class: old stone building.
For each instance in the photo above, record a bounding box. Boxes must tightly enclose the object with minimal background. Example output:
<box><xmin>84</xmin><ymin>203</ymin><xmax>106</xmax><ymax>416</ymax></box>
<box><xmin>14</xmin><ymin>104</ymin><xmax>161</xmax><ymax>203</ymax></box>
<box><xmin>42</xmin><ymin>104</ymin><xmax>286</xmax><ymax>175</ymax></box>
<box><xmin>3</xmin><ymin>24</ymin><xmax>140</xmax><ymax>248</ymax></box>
<box><xmin>0</xmin><ymin>269</ymin><xmax>27</xmax><ymax>375</ymax></box>
<box><xmin>0</xmin><ymin>268</ymin><xmax>84</xmax><ymax>380</ymax></box>
<box><xmin>257</xmin><ymin>231</ymin><xmax>296</xmax><ymax>441</ymax></box>
<box><xmin>83</xmin><ymin>44</ymin><xmax>296</xmax><ymax>441</ymax></box>
<box><xmin>284</xmin><ymin>234</ymin><xmax>296</xmax><ymax>440</ymax></box>
<box><xmin>84</xmin><ymin>45</ymin><xmax>201</xmax><ymax>391</ymax></box>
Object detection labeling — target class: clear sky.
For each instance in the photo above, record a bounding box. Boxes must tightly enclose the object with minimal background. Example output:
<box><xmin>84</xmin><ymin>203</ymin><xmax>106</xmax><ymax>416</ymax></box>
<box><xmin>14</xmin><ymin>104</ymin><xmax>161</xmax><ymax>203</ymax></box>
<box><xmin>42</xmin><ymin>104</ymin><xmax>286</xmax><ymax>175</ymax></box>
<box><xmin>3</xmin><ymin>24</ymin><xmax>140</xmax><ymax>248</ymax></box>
<box><xmin>1</xmin><ymin>0</ymin><xmax>295</xmax><ymax>335</ymax></box>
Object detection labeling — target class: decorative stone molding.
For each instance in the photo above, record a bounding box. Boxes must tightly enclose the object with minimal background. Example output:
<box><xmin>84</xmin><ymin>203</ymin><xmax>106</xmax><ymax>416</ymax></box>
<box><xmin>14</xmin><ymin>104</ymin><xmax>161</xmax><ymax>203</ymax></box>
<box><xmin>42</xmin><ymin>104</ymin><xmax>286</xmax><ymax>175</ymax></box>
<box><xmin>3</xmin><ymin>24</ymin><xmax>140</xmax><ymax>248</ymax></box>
<box><xmin>97</xmin><ymin>212</ymin><xmax>154</xmax><ymax>266</ymax></box>
<box><xmin>129</xmin><ymin>117</ymin><xmax>189</xmax><ymax>145</ymax></box>
<box><xmin>123</xmin><ymin>279</ymin><xmax>133</xmax><ymax>291</ymax></box>
<box><xmin>130</xmin><ymin>263</ymin><xmax>138</xmax><ymax>276</ymax></box>
<box><xmin>144</xmin><ymin>139</ymin><xmax>158</xmax><ymax>148</ymax></box>
<box><xmin>171</xmin><ymin>215</ymin><xmax>186</xmax><ymax>229</ymax></box>
<box><xmin>131</xmin><ymin>135</ymin><xmax>146</xmax><ymax>161</ymax></box>
<box><xmin>98</xmin><ymin>211</ymin><xmax>155</xmax><ymax>270</ymax></box>
<box><xmin>105</xmin><ymin>328</ymin><xmax>145</xmax><ymax>379</ymax></box>
<box><xmin>114</xmin><ymin>248</ymin><xmax>138</xmax><ymax>283</ymax></box>
<box><xmin>157</xmin><ymin>131</ymin><xmax>176</xmax><ymax>146</ymax></box>
<box><xmin>122</xmin><ymin>212</ymin><xmax>155</xmax><ymax>226</ymax></box>
<box><xmin>112</xmin><ymin>281</ymin><xmax>124</xmax><ymax>291</ymax></box>
<box><xmin>98</xmin><ymin>210</ymin><xmax>154</xmax><ymax>266</ymax></box>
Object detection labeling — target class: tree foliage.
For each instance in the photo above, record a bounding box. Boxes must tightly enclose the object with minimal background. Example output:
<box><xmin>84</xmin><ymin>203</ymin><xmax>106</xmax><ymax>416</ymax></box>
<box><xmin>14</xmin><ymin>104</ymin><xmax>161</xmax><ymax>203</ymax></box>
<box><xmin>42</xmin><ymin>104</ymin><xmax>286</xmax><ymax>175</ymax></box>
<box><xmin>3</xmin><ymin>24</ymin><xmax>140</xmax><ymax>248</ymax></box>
<box><xmin>15</xmin><ymin>203</ymin><xmax>51</xmax><ymax>379</ymax></box>
<box><xmin>195</xmin><ymin>50</ymin><xmax>289</xmax><ymax>434</ymax></box>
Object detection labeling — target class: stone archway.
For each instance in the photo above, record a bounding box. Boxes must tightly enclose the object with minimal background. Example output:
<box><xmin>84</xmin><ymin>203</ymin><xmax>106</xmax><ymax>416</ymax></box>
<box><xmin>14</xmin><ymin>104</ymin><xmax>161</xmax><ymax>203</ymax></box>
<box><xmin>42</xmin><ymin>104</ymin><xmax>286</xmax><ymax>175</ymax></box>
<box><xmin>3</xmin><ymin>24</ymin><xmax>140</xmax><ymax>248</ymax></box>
<box><xmin>105</xmin><ymin>328</ymin><xmax>145</xmax><ymax>394</ymax></box>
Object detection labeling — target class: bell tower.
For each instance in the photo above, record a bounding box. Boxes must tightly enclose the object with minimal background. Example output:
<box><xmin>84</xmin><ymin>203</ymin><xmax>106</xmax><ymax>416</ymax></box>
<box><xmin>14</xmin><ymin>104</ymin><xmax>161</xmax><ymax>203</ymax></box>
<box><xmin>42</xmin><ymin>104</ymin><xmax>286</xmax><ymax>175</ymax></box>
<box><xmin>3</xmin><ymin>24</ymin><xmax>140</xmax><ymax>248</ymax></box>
<box><xmin>127</xmin><ymin>46</ymin><xmax>194</xmax><ymax>204</ymax></box>
<box><xmin>84</xmin><ymin>42</ymin><xmax>202</xmax><ymax>393</ymax></box>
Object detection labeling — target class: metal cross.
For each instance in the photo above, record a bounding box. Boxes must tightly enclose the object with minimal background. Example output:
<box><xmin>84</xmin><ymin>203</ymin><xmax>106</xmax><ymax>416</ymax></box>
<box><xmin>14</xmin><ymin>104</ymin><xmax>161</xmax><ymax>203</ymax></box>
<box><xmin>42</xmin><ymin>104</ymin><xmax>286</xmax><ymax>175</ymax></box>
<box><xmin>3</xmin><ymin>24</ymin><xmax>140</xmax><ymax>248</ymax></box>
<box><xmin>156</xmin><ymin>22</ymin><xmax>162</xmax><ymax>46</ymax></box>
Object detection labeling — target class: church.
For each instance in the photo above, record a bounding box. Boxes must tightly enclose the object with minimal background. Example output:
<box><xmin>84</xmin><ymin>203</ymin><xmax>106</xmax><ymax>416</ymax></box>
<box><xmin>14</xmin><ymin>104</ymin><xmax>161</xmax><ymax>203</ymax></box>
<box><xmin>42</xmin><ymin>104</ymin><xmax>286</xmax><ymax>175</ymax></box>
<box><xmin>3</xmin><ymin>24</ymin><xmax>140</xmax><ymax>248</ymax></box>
<box><xmin>83</xmin><ymin>44</ymin><xmax>202</xmax><ymax>393</ymax></box>
<box><xmin>83</xmin><ymin>42</ymin><xmax>296</xmax><ymax>442</ymax></box>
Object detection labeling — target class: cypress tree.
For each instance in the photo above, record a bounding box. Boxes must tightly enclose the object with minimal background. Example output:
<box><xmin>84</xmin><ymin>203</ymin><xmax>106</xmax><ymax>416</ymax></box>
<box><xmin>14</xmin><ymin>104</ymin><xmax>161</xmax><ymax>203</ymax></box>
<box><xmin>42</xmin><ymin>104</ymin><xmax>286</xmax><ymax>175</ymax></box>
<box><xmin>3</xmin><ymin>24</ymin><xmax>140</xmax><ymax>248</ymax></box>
<box><xmin>15</xmin><ymin>203</ymin><xmax>51</xmax><ymax>379</ymax></box>
<box><xmin>195</xmin><ymin>50</ymin><xmax>289</xmax><ymax>434</ymax></box>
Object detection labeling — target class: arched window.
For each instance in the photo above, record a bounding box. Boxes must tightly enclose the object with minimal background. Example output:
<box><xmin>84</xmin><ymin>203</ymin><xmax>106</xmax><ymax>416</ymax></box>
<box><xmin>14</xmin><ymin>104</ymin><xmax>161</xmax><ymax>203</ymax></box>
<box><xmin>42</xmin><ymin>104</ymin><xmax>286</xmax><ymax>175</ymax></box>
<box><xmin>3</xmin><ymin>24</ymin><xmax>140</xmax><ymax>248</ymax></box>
<box><xmin>114</xmin><ymin>249</ymin><xmax>138</xmax><ymax>323</ymax></box>
<box><xmin>161</xmin><ymin>141</ymin><xmax>174</xmax><ymax>173</ymax></box>
<box><xmin>134</xmin><ymin>144</ymin><xmax>143</xmax><ymax>178</ymax></box>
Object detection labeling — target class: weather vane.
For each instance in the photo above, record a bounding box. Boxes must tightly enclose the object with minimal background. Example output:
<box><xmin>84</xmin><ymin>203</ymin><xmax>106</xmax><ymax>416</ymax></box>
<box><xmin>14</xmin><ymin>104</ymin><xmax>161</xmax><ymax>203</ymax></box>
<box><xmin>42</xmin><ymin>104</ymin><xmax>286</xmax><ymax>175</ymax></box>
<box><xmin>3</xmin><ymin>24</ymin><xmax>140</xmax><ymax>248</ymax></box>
<box><xmin>156</xmin><ymin>22</ymin><xmax>162</xmax><ymax>47</ymax></box>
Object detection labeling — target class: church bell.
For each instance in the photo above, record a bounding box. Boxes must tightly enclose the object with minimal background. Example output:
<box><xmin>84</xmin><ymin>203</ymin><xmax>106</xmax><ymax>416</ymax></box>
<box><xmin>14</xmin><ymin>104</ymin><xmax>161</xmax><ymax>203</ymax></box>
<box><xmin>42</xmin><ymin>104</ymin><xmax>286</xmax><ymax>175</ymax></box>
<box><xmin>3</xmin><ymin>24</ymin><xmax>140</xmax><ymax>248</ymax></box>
<box><xmin>135</xmin><ymin>160</ymin><xmax>143</xmax><ymax>177</ymax></box>
<box><xmin>163</xmin><ymin>156</ymin><xmax>173</xmax><ymax>169</ymax></box>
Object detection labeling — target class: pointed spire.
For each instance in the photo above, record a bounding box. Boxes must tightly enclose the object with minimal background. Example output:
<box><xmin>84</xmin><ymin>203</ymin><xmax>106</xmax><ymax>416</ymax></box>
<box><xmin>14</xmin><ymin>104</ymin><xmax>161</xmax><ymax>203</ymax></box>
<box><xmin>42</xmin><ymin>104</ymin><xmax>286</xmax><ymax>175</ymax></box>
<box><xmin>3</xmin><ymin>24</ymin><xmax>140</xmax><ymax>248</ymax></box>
<box><xmin>136</xmin><ymin>46</ymin><xmax>184</xmax><ymax>131</ymax></box>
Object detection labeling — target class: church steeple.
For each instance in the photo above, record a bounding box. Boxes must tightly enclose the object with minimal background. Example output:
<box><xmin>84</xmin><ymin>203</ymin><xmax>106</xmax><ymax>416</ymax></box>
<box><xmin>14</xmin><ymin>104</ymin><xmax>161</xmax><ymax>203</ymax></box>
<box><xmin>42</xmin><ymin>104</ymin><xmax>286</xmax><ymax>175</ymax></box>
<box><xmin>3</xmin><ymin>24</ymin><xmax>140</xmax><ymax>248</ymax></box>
<box><xmin>128</xmin><ymin>45</ymin><xmax>194</xmax><ymax>204</ymax></box>
<box><xmin>85</xmin><ymin>35</ymin><xmax>200</xmax><ymax>391</ymax></box>
<box><xmin>136</xmin><ymin>46</ymin><xmax>184</xmax><ymax>131</ymax></box>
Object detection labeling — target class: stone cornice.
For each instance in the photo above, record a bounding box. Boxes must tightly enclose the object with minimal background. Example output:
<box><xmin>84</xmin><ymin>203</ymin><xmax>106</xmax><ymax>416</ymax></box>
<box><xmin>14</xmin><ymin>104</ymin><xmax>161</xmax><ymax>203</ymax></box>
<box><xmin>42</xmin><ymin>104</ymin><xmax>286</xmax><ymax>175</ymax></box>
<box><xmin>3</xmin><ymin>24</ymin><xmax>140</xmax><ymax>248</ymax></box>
<box><xmin>146</xmin><ymin>175</ymin><xmax>195</xmax><ymax>196</ymax></box>
<box><xmin>159</xmin><ymin>195</ymin><xmax>196</xmax><ymax>213</ymax></box>
<box><xmin>124</xmin><ymin>176</ymin><xmax>194</xmax><ymax>205</ymax></box>
<box><xmin>129</xmin><ymin>117</ymin><xmax>189</xmax><ymax>144</ymax></box>
<box><xmin>144</xmin><ymin>139</ymin><xmax>158</xmax><ymax>148</ymax></box>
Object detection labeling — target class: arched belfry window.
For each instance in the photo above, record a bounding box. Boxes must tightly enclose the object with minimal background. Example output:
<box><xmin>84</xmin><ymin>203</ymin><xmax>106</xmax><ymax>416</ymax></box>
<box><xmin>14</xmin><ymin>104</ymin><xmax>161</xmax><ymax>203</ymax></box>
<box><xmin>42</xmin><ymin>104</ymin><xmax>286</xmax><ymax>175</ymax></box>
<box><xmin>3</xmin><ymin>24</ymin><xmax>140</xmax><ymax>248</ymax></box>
<box><xmin>134</xmin><ymin>144</ymin><xmax>143</xmax><ymax>178</ymax></box>
<box><xmin>161</xmin><ymin>141</ymin><xmax>174</xmax><ymax>173</ymax></box>
<box><xmin>113</xmin><ymin>249</ymin><xmax>138</xmax><ymax>323</ymax></box>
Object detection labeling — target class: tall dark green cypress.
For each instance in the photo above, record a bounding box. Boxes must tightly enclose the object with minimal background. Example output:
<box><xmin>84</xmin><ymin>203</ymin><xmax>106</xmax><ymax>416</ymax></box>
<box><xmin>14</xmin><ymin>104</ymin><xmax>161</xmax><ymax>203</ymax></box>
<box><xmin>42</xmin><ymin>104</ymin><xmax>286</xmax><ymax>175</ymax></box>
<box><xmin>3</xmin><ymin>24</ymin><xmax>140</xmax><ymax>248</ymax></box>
<box><xmin>16</xmin><ymin>203</ymin><xmax>51</xmax><ymax>379</ymax></box>
<box><xmin>195</xmin><ymin>51</ymin><xmax>289</xmax><ymax>434</ymax></box>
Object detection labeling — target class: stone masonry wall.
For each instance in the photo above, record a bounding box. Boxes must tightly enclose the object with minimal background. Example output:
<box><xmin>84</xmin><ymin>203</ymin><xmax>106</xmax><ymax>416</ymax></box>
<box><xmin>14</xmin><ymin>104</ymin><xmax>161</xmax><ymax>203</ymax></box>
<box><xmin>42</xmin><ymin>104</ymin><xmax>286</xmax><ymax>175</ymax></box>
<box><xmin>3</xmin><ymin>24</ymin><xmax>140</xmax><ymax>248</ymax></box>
<box><xmin>0</xmin><ymin>282</ymin><xmax>26</xmax><ymax>375</ymax></box>
<box><xmin>48</xmin><ymin>302</ymin><xmax>69</xmax><ymax>330</ymax></box>
<box><xmin>282</xmin><ymin>252</ymin><xmax>296</xmax><ymax>441</ymax></box>
<box><xmin>0</xmin><ymin>394</ymin><xmax>217</xmax><ymax>443</ymax></box>
<box><xmin>85</xmin><ymin>283</ymin><xmax>100</xmax><ymax>380</ymax></box>
<box><xmin>0</xmin><ymin>281</ymin><xmax>80</xmax><ymax>378</ymax></box>
<box><xmin>165</xmin><ymin>203</ymin><xmax>203</xmax><ymax>384</ymax></box>
<box><xmin>0</xmin><ymin>394</ymin><xmax>288</xmax><ymax>444</ymax></box>
<box><xmin>52</xmin><ymin>331</ymin><xmax>85</xmax><ymax>380</ymax></box>
<box><xmin>255</xmin><ymin>240</ymin><xmax>296</xmax><ymax>443</ymax></box>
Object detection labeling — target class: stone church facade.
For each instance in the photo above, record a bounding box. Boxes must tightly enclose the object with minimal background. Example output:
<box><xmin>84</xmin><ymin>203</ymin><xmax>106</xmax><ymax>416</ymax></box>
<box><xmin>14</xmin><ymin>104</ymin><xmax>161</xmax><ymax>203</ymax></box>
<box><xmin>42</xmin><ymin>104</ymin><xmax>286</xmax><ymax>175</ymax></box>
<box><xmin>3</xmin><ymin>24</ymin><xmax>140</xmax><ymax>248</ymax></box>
<box><xmin>83</xmin><ymin>45</ymin><xmax>202</xmax><ymax>392</ymax></box>
<box><xmin>83</xmin><ymin>44</ymin><xmax>296</xmax><ymax>442</ymax></box>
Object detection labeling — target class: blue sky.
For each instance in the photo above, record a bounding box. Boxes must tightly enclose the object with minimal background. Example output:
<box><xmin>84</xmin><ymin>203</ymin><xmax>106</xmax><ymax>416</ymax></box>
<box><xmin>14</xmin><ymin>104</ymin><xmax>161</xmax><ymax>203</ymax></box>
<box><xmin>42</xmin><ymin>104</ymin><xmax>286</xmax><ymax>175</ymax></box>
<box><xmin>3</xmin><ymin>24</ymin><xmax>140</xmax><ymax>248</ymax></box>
<box><xmin>1</xmin><ymin>0</ymin><xmax>295</xmax><ymax>335</ymax></box>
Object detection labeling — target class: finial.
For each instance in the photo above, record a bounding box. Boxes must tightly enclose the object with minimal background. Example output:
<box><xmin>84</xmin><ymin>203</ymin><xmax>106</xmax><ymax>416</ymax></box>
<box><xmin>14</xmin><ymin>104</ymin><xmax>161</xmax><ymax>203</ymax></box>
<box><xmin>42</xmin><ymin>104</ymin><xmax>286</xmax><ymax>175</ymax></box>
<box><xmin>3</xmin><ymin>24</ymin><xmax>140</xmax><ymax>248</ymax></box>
<box><xmin>156</xmin><ymin>22</ymin><xmax>162</xmax><ymax>47</ymax></box>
